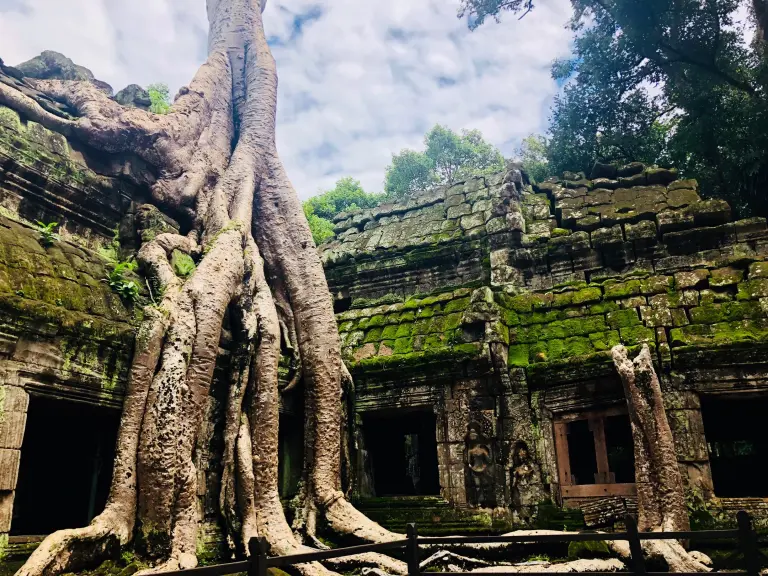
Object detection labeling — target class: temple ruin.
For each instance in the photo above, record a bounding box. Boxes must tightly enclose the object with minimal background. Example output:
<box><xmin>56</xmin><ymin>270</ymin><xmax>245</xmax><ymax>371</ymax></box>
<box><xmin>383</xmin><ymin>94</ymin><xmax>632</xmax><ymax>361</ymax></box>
<box><xmin>0</xmin><ymin>60</ymin><xmax>767</xmax><ymax>568</ymax></box>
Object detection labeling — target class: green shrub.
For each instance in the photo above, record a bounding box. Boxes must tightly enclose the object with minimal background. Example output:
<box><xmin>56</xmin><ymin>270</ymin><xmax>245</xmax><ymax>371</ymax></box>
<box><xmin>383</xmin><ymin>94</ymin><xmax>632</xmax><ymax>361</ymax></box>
<box><xmin>147</xmin><ymin>83</ymin><xmax>171</xmax><ymax>114</ymax></box>
<box><xmin>35</xmin><ymin>220</ymin><xmax>59</xmax><ymax>245</ymax></box>
<box><xmin>105</xmin><ymin>260</ymin><xmax>140</xmax><ymax>302</ymax></box>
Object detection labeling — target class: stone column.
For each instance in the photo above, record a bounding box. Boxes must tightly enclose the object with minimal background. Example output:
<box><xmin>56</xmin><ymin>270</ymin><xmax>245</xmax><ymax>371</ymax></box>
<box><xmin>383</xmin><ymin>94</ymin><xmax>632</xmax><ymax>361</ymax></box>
<box><xmin>664</xmin><ymin>391</ymin><xmax>713</xmax><ymax>498</ymax></box>
<box><xmin>0</xmin><ymin>384</ymin><xmax>29</xmax><ymax>546</ymax></box>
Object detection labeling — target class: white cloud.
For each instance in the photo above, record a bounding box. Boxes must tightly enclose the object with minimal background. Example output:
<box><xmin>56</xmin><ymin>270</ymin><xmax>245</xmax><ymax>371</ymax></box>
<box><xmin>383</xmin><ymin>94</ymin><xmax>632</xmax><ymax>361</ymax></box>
<box><xmin>0</xmin><ymin>0</ymin><xmax>573</xmax><ymax>199</ymax></box>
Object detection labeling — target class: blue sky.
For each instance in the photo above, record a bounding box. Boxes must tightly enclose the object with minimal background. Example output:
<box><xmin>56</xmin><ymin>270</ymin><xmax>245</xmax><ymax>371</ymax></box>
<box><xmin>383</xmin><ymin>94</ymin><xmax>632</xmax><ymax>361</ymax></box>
<box><xmin>0</xmin><ymin>0</ymin><xmax>573</xmax><ymax>198</ymax></box>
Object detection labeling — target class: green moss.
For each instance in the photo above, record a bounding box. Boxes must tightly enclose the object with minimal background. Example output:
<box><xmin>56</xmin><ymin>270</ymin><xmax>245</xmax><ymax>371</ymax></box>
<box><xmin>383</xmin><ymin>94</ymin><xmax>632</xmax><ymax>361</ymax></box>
<box><xmin>443</xmin><ymin>313</ymin><xmax>462</xmax><ymax>331</ymax></box>
<box><xmin>539</xmin><ymin>315</ymin><xmax>608</xmax><ymax>340</ymax></box>
<box><xmin>394</xmin><ymin>336</ymin><xmax>413</xmax><ymax>354</ymax></box>
<box><xmin>504</xmin><ymin>292</ymin><xmax>551</xmax><ymax>313</ymax></box>
<box><xmin>619</xmin><ymin>324</ymin><xmax>655</xmax><ymax>345</ymax></box>
<box><xmin>603</xmin><ymin>278</ymin><xmax>642</xmax><ymax>299</ymax></box>
<box><xmin>364</xmin><ymin>327</ymin><xmax>383</xmax><ymax>342</ymax></box>
<box><xmin>417</xmin><ymin>305</ymin><xmax>437</xmax><ymax>318</ymax></box>
<box><xmin>503</xmin><ymin>308</ymin><xmax>520</xmax><ymax>326</ymax></box>
<box><xmin>170</xmin><ymin>250</ymin><xmax>195</xmax><ymax>278</ymax></box>
<box><xmin>640</xmin><ymin>275</ymin><xmax>673</xmax><ymax>295</ymax></box>
<box><xmin>587</xmin><ymin>300</ymin><xmax>620</xmax><ymax>314</ymax></box>
<box><xmin>552</xmin><ymin>291</ymin><xmax>574</xmax><ymax>307</ymax></box>
<box><xmin>399</xmin><ymin>310</ymin><xmax>415</xmax><ymax>322</ymax></box>
<box><xmin>551</xmin><ymin>227</ymin><xmax>571</xmax><ymax>237</ymax></box>
<box><xmin>748</xmin><ymin>261</ymin><xmax>768</xmax><ymax>279</ymax></box>
<box><xmin>689</xmin><ymin>301</ymin><xmax>763</xmax><ymax>324</ymax></box>
<box><xmin>508</xmin><ymin>344</ymin><xmax>529</xmax><ymax>367</ymax></box>
<box><xmin>381</xmin><ymin>324</ymin><xmax>399</xmax><ymax>339</ymax></box>
<box><xmin>563</xmin><ymin>336</ymin><xmax>594</xmax><ymax>357</ymax></box>
<box><xmin>607</xmin><ymin>308</ymin><xmax>641</xmax><ymax>329</ymax></box>
<box><xmin>443</xmin><ymin>297</ymin><xmax>470</xmax><ymax>313</ymax></box>
<box><xmin>567</xmin><ymin>540</ymin><xmax>611</xmax><ymax>560</ymax></box>
<box><xmin>571</xmin><ymin>287</ymin><xmax>602</xmax><ymax>305</ymax></box>
<box><xmin>367</xmin><ymin>314</ymin><xmax>387</xmax><ymax>327</ymax></box>
<box><xmin>589</xmin><ymin>330</ymin><xmax>621</xmax><ymax>350</ymax></box>
<box><xmin>736</xmin><ymin>278</ymin><xmax>768</xmax><ymax>300</ymax></box>
<box><xmin>396</xmin><ymin>322</ymin><xmax>413</xmax><ymax>337</ymax></box>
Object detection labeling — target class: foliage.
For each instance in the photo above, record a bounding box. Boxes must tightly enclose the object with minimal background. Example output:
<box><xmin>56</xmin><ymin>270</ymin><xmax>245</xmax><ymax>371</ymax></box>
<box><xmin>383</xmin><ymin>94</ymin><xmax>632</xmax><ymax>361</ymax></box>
<box><xmin>105</xmin><ymin>259</ymin><xmax>140</xmax><ymax>302</ymax></box>
<box><xmin>385</xmin><ymin>124</ymin><xmax>505</xmax><ymax>198</ymax></box>
<box><xmin>147</xmin><ymin>83</ymin><xmax>171</xmax><ymax>114</ymax></box>
<box><xmin>514</xmin><ymin>134</ymin><xmax>551</xmax><ymax>183</ymax></box>
<box><xmin>461</xmin><ymin>0</ymin><xmax>768</xmax><ymax>217</ymax></box>
<box><xmin>302</xmin><ymin>177</ymin><xmax>385</xmax><ymax>245</ymax></box>
<box><xmin>34</xmin><ymin>220</ymin><xmax>59</xmax><ymax>245</ymax></box>
<box><xmin>384</xmin><ymin>149</ymin><xmax>435</xmax><ymax>198</ymax></box>
<box><xmin>171</xmin><ymin>249</ymin><xmax>196</xmax><ymax>278</ymax></box>
<box><xmin>458</xmin><ymin>0</ymin><xmax>534</xmax><ymax>30</ymax></box>
<box><xmin>686</xmin><ymin>487</ymin><xmax>733</xmax><ymax>531</ymax></box>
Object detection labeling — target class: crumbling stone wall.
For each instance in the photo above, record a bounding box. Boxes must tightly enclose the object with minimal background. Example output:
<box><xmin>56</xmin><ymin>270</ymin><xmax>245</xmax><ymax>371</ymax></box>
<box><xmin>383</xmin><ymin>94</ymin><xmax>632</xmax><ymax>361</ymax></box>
<box><xmin>322</xmin><ymin>160</ymin><xmax>768</xmax><ymax>531</ymax></box>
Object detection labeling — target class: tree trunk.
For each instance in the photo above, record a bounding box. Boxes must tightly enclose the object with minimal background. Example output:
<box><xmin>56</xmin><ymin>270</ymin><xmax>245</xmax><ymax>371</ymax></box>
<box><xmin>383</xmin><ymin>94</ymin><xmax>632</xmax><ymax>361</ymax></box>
<box><xmin>611</xmin><ymin>344</ymin><xmax>688</xmax><ymax>533</ymax></box>
<box><xmin>5</xmin><ymin>1</ymin><xmax>398</xmax><ymax>575</ymax></box>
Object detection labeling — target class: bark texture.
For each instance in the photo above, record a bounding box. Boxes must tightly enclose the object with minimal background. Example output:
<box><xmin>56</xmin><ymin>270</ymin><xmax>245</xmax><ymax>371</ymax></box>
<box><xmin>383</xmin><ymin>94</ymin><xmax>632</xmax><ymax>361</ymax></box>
<box><xmin>610</xmin><ymin>344</ymin><xmax>688</xmax><ymax>533</ymax></box>
<box><xmin>8</xmin><ymin>1</ymin><xmax>396</xmax><ymax>575</ymax></box>
<box><xmin>610</xmin><ymin>345</ymin><xmax>710</xmax><ymax>573</ymax></box>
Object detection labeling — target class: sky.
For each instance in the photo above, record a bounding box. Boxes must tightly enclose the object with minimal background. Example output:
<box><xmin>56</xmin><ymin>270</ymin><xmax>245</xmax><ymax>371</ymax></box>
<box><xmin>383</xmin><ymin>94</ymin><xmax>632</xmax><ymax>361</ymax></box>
<box><xmin>0</xmin><ymin>0</ymin><xmax>573</xmax><ymax>199</ymax></box>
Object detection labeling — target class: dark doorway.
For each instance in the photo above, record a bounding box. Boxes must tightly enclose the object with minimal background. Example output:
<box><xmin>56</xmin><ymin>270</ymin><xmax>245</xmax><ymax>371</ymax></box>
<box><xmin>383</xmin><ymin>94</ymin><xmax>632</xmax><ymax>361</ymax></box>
<box><xmin>701</xmin><ymin>394</ymin><xmax>768</xmax><ymax>497</ymax></box>
<box><xmin>566</xmin><ymin>419</ymin><xmax>598</xmax><ymax>485</ymax></box>
<box><xmin>278</xmin><ymin>414</ymin><xmax>303</xmax><ymax>498</ymax></box>
<box><xmin>363</xmin><ymin>409</ymin><xmax>439</xmax><ymax>496</ymax></box>
<box><xmin>12</xmin><ymin>396</ymin><xmax>120</xmax><ymax>535</ymax></box>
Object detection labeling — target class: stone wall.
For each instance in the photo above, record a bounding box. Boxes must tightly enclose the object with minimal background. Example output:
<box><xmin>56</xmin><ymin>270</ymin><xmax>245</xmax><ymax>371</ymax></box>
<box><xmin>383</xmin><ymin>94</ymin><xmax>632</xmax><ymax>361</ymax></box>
<box><xmin>322</xmin><ymin>161</ymin><xmax>768</xmax><ymax>532</ymax></box>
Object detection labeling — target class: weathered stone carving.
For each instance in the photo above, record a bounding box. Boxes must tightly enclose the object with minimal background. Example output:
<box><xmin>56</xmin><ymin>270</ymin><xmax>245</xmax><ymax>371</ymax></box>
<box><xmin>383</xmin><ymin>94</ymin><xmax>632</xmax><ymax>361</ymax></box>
<box><xmin>464</xmin><ymin>420</ymin><xmax>497</xmax><ymax>508</ymax></box>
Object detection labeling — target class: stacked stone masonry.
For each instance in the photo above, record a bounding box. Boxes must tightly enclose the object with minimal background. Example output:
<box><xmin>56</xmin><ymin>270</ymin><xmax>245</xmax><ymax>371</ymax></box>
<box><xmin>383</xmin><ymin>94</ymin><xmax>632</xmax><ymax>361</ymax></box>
<box><xmin>321</xmin><ymin>160</ymin><xmax>768</xmax><ymax>533</ymax></box>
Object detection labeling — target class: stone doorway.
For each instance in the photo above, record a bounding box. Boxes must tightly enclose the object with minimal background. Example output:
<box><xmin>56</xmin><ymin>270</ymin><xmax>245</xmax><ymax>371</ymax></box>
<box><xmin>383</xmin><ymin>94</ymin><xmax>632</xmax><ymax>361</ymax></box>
<box><xmin>11</xmin><ymin>395</ymin><xmax>119</xmax><ymax>535</ymax></box>
<box><xmin>363</xmin><ymin>409</ymin><xmax>439</xmax><ymax>496</ymax></box>
<box><xmin>701</xmin><ymin>394</ymin><xmax>768</xmax><ymax>497</ymax></box>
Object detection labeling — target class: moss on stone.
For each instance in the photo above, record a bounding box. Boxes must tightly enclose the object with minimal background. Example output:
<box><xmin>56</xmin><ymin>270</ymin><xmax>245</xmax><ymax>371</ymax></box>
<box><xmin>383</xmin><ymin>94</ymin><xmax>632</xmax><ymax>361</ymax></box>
<box><xmin>589</xmin><ymin>330</ymin><xmax>621</xmax><ymax>350</ymax></box>
<box><xmin>508</xmin><ymin>344</ymin><xmax>529</xmax><ymax>367</ymax></box>
<box><xmin>443</xmin><ymin>297</ymin><xmax>470</xmax><ymax>313</ymax></box>
<box><xmin>568</xmin><ymin>540</ymin><xmax>611</xmax><ymax>560</ymax></box>
<box><xmin>640</xmin><ymin>275</ymin><xmax>673</xmax><ymax>295</ymax></box>
<box><xmin>607</xmin><ymin>308</ymin><xmax>641</xmax><ymax>329</ymax></box>
<box><xmin>170</xmin><ymin>250</ymin><xmax>195</xmax><ymax>278</ymax></box>
<box><xmin>736</xmin><ymin>278</ymin><xmax>768</xmax><ymax>300</ymax></box>
<box><xmin>571</xmin><ymin>287</ymin><xmax>602</xmax><ymax>305</ymax></box>
<box><xmin>364</xmin><ymin>327</ymin><xmax>383</xmax><ymax>342</ymax></box>
<box><xmin>619</xmin><ymin>324</ymin><xmax>655</xmax><ymax>345</ymax></box>
<box><xmin>603</xmin><ymin>278</ymin><xmax>642</xmax><ymax>299</ymax></box>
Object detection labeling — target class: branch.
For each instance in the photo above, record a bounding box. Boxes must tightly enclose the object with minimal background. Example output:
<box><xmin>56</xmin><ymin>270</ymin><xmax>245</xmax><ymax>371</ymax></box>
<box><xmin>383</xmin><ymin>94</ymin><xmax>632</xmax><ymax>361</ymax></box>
<box><xmin>589</xmin><ymin>0</ymin><xmax>758</xmax><ymax>97</ymax></box>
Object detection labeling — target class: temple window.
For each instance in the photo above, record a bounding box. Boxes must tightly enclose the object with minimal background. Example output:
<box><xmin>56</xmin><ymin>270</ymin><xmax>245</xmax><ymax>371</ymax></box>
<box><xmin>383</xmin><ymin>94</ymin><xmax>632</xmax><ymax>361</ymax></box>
<box><xmin>701</xmin><ymin>394</ymin><xmax>768</xmax><ymax>498</ymax></box>
<box><xmin>362</xmin><ymin>409</ymin><xmax>440</xmax><ymax>496</ymax></box>
<box><xmin>553</xmin><ymin>406</ymin><xmax>635</xmax><ymax>498</ymax></box>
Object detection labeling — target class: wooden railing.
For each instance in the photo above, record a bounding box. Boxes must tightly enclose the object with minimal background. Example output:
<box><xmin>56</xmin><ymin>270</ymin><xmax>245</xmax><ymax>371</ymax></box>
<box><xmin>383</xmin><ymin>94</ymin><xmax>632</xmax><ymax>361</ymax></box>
<box><xmin>163</xmin><ymin>511</ymin><xmax>765</xmax><ymax>576</ymax></box>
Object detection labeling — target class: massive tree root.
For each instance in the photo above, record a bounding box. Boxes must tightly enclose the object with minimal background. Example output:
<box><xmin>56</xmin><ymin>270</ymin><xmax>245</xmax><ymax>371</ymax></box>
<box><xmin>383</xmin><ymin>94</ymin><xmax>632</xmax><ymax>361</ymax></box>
<box><xmin>6</xmin><ymin>1</ymin><xmax>399</xmax><ymax>575</ymax></box>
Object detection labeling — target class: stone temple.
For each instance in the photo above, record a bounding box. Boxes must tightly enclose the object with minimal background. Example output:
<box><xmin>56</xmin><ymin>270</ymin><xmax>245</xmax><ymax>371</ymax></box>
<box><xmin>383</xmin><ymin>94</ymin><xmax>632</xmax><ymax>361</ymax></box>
<box><xmin>1</xmin><ymin>60</ymin><xmax>767</xmax><ymax>565</ymax></box>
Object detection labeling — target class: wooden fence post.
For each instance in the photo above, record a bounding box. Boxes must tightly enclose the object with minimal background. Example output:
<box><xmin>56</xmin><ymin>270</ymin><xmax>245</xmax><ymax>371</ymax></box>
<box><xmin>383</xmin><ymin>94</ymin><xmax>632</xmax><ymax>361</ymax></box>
<box><xmin>406</xmin><ymin>523</ymin><xmax>419</xmax><ymax>576</ymax></box>
<box><xmin>624</xmin><ymin>514</ymin><xmax>647</xmax><ymax>576</ymax></box>
<box><xmin>248</xmin><ymin>536</ymin><xmax>269</xmax><ymax>576</ymax></box>
<box><xmin>737</xmin><ymin>511</ymin><xmax>760</xmax><ymax>576</ymax></box>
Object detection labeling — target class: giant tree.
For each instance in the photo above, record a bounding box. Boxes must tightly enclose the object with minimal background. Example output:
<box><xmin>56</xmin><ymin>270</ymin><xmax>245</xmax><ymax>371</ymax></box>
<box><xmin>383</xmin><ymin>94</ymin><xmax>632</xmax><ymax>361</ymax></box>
<box><xmin>460</xmin><ymin>0</ymin><xmax>768</xmax><ymax>217</ymax></box>
<box><xmin>2</xmin><ymin>1</ymin><xmax>398</xmax><ymax>574</ymax></box>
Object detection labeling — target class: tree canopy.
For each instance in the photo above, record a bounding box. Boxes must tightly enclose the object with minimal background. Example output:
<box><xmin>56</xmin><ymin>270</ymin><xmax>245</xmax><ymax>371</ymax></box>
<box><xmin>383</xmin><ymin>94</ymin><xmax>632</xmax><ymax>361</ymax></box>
<box><xmin>303</xmin><ymin>177</ymin><xmax>384</xmax><ymax>244</ymax></box>
<box><xmin>461</xmin><ymin>0</ymin><xmax>768</xmax><ymax>217</ymax></box>
<box><xmin>514</xmin><ymin>134</ymin><xmax>551</xmax><ymax>183</ymax></box>
<box><xmin>385</xmin><ymin>124</ymin><xmax>505</xmax><ymax>198</ymax></box>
